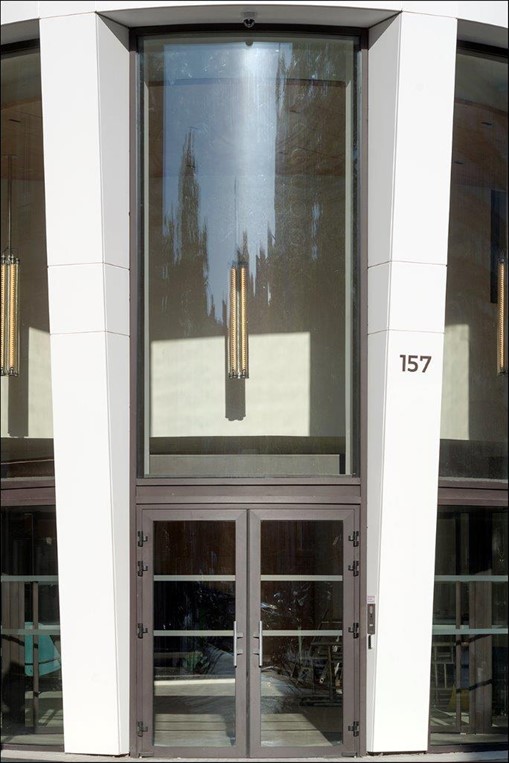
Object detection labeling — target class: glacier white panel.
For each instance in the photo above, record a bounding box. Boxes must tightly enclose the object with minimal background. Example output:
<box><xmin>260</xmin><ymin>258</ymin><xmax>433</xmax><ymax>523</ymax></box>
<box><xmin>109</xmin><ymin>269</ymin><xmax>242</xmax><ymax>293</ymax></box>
<box><xmin>367</xmin><ymin>11</ymin><xmax>456</xmax><ymax>752</ymax></box>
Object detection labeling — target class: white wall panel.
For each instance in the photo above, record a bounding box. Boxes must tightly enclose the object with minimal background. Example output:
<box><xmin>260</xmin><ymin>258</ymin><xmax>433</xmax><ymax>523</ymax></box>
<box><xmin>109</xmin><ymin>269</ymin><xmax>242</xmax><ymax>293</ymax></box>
<box><xmin>48</xmin><ymin>265</ymin><xmax>106</xmax><ymax>334</ymax></box>
<box><xmin>391</xmin><ymin>12</ymin><xmax>457</xmax><ymax>267</ymax></box>
<box><xmin>39</xmin><ymin>1</ymin><xmax>96</xmax><ymax>16</ymax></box>
<box><xmin>0</xmin><ymin>1</ymin><xmax>38</xmax><ymax>24</ymax></box>
<box><xmin>367</xmin><ymin>15</ymin><xmax>401</xmax><ymax>268</ymax></box>
<box><xmin>388</xmin><ymin>262</ymin><xmax>447</xmax><ymax>333</ymax></box>
<box><xmin>40</xmin><ymin>12</ymin><xmax>130</xmax><ymax>755</ymax></box>
<box><xmin>367</xmin><ymin>11</ymin><xmax>456</xmax><ymax>752</ymax></box>
<box><xmin>40</xmin><ymin>14</ymin><xmax>103</xmax><ymax>267</ymax></box>
<box><xmin>104</xmin><ymin>264</ymin><xmax>130</xmax><ymax>335</ymax></box>
<box><xmin>368</xmin><ymin>263</ymin><xmax>391</xmax><ymax>334</ymax></box>
<box><xmin>97</xmin><ymin>17</ymin><xmax>130</xmax><ymax>269</ymax></box>
<box><xmin>458</xmin><ymin>0</ymin><xmax>508</xmax><ymax>26</ymax></box>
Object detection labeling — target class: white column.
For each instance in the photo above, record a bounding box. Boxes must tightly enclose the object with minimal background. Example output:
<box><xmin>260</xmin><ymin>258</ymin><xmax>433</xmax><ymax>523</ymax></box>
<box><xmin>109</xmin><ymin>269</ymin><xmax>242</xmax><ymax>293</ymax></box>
<box><xmin>366</xmin><ymin>12</ymin><xmax>457</xmax><ymax>752</ymax></box>
<box><xmin>40</xmin><ymin>12</ymin><xmax>130</xmax><ymax>754</ymax></box>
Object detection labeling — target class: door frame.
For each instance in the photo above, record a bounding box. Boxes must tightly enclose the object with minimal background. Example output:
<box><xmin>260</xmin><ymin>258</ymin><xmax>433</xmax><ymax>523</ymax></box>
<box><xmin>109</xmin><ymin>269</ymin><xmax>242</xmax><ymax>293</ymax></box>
<box><xmin>135</xmin><ymin>503</ymin><xmax>360</xmax><ymax>758</ymax></box>
<box><xmin>138</xmin><ymin>506</ymin><xmax>248</xmax><ymax>757</ymax></box>
<box><xmin>129</xmin><ymin>22</ymin><xmax>369</xmax><ymax>757</ymax></box>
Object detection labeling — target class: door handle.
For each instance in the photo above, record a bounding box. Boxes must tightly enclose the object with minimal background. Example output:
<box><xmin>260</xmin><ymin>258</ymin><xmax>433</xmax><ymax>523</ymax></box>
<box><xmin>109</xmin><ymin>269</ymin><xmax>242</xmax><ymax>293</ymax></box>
<box><xmin>253</xmin><ymin>620</ymin><xmax>263</xmax><ymax>668</ymax></box>
<box><xmin>233</xmin><ymin>620</ymin><xmax>244</xmax><ymax>668</ymax></box>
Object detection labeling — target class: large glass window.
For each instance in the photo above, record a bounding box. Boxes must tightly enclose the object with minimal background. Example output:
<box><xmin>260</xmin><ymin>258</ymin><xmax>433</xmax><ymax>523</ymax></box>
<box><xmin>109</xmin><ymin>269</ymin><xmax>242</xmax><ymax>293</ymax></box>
<box><xmin>1</xmin><ymin>507</ymin><xmax>63</xmax><ymax>746</ymax></box>
<box><xmin>1</xmin><ymin>44</ymin><xmax>53</xmax><ymax>478</ymax></box>
<box><xmin>440</xmin><ymin>47</ymin><xmax>508</xmax><ymax>480</ymax></box>
<box><xmin>139</xmin><ymin>32</ymin><xmax>360</xmax><ymax>478</ymax></box>
<box><xmin>430</xmin><ymin>506</ymin><xmax>508</xmax><ymax>745</ymax></box>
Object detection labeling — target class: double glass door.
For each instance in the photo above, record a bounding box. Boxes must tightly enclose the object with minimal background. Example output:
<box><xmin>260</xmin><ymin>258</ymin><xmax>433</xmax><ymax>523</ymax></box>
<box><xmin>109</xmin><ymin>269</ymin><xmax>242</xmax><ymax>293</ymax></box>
<box><xmin>137</xmin><ymin>507</ymin><xmax>358</xmax><ymax>757</ymax></box>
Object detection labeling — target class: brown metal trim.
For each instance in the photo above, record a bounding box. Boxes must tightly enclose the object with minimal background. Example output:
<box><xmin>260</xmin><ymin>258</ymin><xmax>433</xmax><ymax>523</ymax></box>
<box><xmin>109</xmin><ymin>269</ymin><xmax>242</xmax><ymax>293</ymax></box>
<box><xmin>136</xmin><ymin>479</ymin><xmax>362</xmax><ymax>489</ymax></box>
<box><xmin>357</xmin><ymin>27</ymin><xmax>369</xmax><ymax>758</ymax></box>
<box><xmin>137</xmin><ymin>476</ymin><xmax>361</xmax><ymax>487</ymax></box>
<box><xmin>130</xmin><ymin>22</ymin><xmax>367</xmax><ymax>756</ymax></box>
<box><xmin>129</xmin><ymin>25</ymin><xmax>141</xmax><ymax>758</ymax></box>
<box><xmin>136</xmin><ymin>483</ymin><xmax>362</xmax><ymax>505</ymax></box>
<box><xmin>1</xmin><ymin>478</ymin><xmax>55</xmax><ymax>490</ymax></box>
<box><xmin>0</xmin><ymin>487</ymin><xmax>56</xmax><ymax>505</ymax></box>
<box><xmin>439</xmin><ymin>478</ymin><xmax>508</xmax><ymax>491</ymax></box>
<box><xmin>438</xmin><ymin>488</ymin><xmax>508</xmax><ymax>507</ymax></box>
<box><xmin>247</xmin><ymin>507</ymin><xmax>358</xmax><ymax>758</ymax></box>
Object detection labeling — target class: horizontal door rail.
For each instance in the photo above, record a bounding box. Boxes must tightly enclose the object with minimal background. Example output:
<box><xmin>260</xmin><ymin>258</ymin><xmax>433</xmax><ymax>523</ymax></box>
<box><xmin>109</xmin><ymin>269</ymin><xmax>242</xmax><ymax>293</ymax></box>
<box><xmin>1</xmin><ymin>575</ymin><xmax>58</xmax><ymax>583</ymax></box>
<box><xmin>435</xmin><ymin>575</ymin><xmax>508</xmax><ymax>583</ymax></box>
<box><xmin>261</xmin><ymin>574</ymin><xmax>343</xmax><ymax>581</ymax></box>
<box><xmin>154</xmin><ymin>629</ymin><xmax>233</xmax><ymax>637</ymax></box>
<box><xmin>2</xmin><ymin>627</ymin><xmax>60</xmax><ymax>636</ymax></box>
<box><xmin>263</xmin><ymin>629</ymin><xmax>343</xmax><ymax>637</ymax></box>
<box><xmin>432</xmin><ymin>625</ymin><xmax>508</xmax><ymax>635</ymax></box>
<box><xmin>154</xmin><ymin>575</ymin><xmax>235</xmax><ymax>582</ymax></box>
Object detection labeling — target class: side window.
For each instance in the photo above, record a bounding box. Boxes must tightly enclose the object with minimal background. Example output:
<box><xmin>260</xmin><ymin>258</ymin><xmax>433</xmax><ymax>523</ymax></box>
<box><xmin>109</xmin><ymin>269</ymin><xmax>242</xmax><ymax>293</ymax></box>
<box><xmin>1</xmin><ymin>44</ymin><xmax>53</xmax><ymax>478</ymax></box>
<box><xmin>439</xmin><ymin>48</ymin><xmax>508</xmax><ymax>480</ymax></box>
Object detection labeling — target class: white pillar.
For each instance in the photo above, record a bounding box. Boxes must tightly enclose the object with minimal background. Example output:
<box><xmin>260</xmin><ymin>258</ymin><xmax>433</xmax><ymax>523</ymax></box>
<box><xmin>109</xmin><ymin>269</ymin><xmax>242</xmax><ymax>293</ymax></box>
<box><xmin>40</xmin><ymin>12</ymin><xmax>130</xmax><ymax>754</ymax></box>
<box><xmin>366</xmin><ymin>11</ymin><xmax>457</xmax><ymax>752</ymax></box>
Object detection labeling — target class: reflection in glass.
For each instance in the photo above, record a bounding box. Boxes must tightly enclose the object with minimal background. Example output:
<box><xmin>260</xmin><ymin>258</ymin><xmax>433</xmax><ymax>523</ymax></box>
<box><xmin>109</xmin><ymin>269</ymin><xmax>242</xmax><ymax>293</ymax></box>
<box><xmin>153</xmin><ymin>521</ymin><xmax>236</xmax><ymax>748</ymax></box>
<box><xmin>430</xmin><ymin>507</ymin><xmax>508</xmax><ymax>744</ymax></box>
<box><xmin>1</xmin><ymin>508</ymin><xmax>63</xmax><ymax>746</ymax></box>
<box><xmin>260</xmin><ymin>520</ymin><xmax>343</xmax><ymax>747</ymax></box>
<box><xmin>141</xmin><ymin>33</ymin><xmax>360</xmax><ymax>477</ymax></box>
<box><xmin>1</xmin><ymin>46</ymin><xmax>53</xmax><ymax>478</ymax></box>
<box><xmin>440</xmin><ymin>49</ymin><xmax>508</xmax><ymax>479</ymax></box>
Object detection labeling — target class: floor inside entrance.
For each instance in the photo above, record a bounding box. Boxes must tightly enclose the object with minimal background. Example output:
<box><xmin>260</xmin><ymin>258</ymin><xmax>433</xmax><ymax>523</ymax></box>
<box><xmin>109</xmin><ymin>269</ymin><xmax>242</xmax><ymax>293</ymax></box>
<box><xmin>0</xmin><ymin>689</ymin><xmax>64</xmax><ymax>746</ymax></box>
<box><xmin>154</xmin><ymin>671</ymin><xmax>342</xmax><ymax>748</ymax></box>
<box><xmin>429</xmin><ymin>707</ymin><xmax>508</xmax><ymax>745</ymax></box>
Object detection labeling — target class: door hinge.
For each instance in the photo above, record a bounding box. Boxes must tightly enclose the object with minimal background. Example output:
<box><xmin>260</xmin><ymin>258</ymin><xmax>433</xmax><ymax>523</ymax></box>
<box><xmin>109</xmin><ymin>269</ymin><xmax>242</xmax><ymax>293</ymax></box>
<box><xmin>348</xmin><ymin>530</ymin><xmax>359</xmax><ymax>547</ymax></box>
<box><xmin>348</xmin><ymin>622</ymin><xmax>360</xmax><ymax>639</ymax></box>
<box><xmin>348</xmin><ymin>720</ymin><xmax>360</xmax><ymax>737</ymax></box>
<box><xmin>137</xmin><ymin>530</ymin><xmax>148</xmax><ymax>547</ymax></box>
<box><xmin>348</xmin><ymin>560</ymin><xmax>359</xmax><ymax>576</ymax></box>
<box><xmin>137</xmin><ymin>721</ymin><xmax>148</xmax><ymax>737</ymax></box>
<box><xmin>137</xmin><ymin>560</ymin><xmax>148</xmax><ymax>577</ymax></box>
<box><xmin>137</xmin><ymin>623</ymin><xmax>148</xmax><ymax>639</ymax></box>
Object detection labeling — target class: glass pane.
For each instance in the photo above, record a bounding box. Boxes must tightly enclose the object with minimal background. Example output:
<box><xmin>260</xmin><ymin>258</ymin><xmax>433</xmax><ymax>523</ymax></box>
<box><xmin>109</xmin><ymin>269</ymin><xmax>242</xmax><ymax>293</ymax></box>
<box><xmin>430</xmin><ymin>507</ymin><xmax>508</xmax><ymax>745</ymax></box>
<box><xmin>141</xmin><ymin>33</ymin><xmax>360</xmax><ymax>477</ymax></box>
<box><xmin>1</xmin><ymin>509</ymin><xmax>63</xmax><ymax>746</ymax></box>
<box><xmin>1</xmin><ymin>46</ymin><xmax>53</xmax><ymax>478</ymax></box>
<box><xmin>153</xmin><ymin>521</ymin><xmax>236</xmax><ymax>748</ymax></box>
<box><xmin>260</xmin><ymin>520</ymin><xmax>343</xmax><ymax>747</ymax></box>
<box><xmin>440</xmin><ymin>49</ymin><xmax>508</xmax><ymax>479</ymax></box>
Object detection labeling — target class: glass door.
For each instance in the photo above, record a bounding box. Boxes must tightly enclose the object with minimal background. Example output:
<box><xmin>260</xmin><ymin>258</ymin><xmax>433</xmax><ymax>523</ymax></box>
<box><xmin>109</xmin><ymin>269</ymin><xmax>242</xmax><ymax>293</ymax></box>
<box><xmin>248</xmin><ymin>509</ymin><xmax>358</xmax><ymax>757</ymax></box>
<box><xmin>138</xmin><ymin>509</ymin><xmax>247</xmax><ymax>757</ymax></box>
<box><xmin>137</xmin><ymin>507</ymin><xmax>358</xmax><ymax>757</ymax></box>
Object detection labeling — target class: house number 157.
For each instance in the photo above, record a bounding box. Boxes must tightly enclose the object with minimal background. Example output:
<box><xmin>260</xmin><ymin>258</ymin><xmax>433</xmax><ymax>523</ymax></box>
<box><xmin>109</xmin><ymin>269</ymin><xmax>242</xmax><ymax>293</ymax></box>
<box><xmin>400</xmin><ymin>354</ymin><xmax>432</xmax><ymax>373</ymax></box>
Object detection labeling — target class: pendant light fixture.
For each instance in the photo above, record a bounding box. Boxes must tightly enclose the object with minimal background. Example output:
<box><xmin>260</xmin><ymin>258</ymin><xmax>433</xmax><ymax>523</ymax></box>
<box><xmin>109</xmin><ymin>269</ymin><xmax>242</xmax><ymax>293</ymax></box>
<box><xmin>1</xmin><ymin>154</ymin><xmax>20</xmax><ymax>377</ymax></box>
<box><xmin>228</xmin><ymin>260</ymin><xmax>249</xmax><ymax>379</ymax></box>
<box><xmin>497</xmin><ymin>255</ymin><xmax>507</xmax><ymax>375</ymax></box>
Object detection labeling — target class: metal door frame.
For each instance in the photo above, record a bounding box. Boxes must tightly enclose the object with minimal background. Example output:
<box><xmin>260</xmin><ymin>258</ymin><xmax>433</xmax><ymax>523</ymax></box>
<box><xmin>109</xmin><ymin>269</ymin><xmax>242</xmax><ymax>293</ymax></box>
<box><xmin>136</xmin><ymin>504</ymin><xmax>359</xmax><ymax>758</ymax></box>
<box><xmin>137</xmin><ymin>506</ymin><xmax>248</xmax><ymax>757</ymax></box>
<box><xmin>248</xmin><ymin>507</ymin><xmax>358</xmax><ymax>758</ymax></box>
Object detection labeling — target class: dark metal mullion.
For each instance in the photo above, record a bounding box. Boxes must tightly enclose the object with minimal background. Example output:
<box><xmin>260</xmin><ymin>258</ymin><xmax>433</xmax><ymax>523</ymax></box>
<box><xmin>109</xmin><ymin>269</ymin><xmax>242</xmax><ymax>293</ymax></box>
<box><xmin>248</xmin><ymin>510</ymin><xmax>261</xmax><ymax>756</ymax></box>
<box><xmin>235</xmin><ymin>510</ymin><xmax>248</xmax><ymax>755</ymax></box>
<box><xmin>141</xmin><ymin>513</ymin><xmax>154</xmax><ymax>753</ymax></box>
<box><xmin>455</xmin><ymin>580</ymin><xmax>461</xmax><ymax>732</ymax></box>
<box><xmin>33</xmin><ymin>581</ymin><xmax>40</xmax><ymax>729</ymax></box>
<box><xmin>342</xmin><ymin>511</ymin><xmax>357</xmax><ymax>752</ymax></box>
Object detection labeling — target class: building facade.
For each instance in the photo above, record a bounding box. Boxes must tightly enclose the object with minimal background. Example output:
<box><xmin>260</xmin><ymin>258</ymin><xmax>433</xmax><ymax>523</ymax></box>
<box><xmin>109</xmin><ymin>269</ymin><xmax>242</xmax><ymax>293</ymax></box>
<box><xmin>1</xmin><ymin>1</ymin><xmax>507</xmax><ymax>758</ymax></box>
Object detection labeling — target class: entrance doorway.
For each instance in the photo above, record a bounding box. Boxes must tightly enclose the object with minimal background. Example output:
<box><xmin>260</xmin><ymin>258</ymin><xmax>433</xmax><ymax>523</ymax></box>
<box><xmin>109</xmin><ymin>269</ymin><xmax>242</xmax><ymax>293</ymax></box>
<box><xmin>136</xmin><ymin>507</ymin><xmax>359</xmax><ymax>757</ymax></box>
